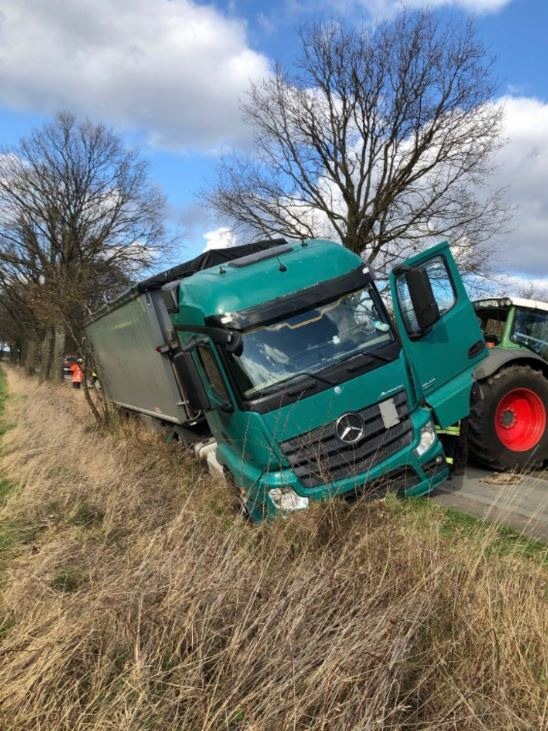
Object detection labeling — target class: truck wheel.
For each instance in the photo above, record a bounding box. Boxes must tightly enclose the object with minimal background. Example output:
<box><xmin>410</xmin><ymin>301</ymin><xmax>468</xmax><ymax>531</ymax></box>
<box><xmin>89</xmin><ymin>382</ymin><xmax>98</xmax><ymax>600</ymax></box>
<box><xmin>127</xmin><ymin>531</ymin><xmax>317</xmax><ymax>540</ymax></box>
<box><xmin>469</xmin><ymin>365</ymin><xmax>548</xmax><ymax>471</ymax></box>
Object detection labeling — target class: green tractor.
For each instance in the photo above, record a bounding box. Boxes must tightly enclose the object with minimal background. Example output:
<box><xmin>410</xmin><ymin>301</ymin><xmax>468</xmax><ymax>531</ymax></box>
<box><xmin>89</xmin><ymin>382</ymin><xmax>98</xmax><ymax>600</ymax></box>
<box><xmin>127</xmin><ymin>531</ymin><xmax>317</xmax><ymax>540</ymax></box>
<box><xmin>471</xmin><ymin>297</ymin><xmax>548</xmax><ymax>471</ymax></box>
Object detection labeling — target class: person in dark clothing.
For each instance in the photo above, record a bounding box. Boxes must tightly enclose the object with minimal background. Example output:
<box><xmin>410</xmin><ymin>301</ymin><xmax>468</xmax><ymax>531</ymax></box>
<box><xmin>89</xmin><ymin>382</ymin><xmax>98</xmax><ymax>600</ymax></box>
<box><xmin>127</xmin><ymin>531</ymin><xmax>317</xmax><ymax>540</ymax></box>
<box><xmin>437</xmin><ymin>418</ymin><xmax>469</xmax><ymax>476</ymax></box>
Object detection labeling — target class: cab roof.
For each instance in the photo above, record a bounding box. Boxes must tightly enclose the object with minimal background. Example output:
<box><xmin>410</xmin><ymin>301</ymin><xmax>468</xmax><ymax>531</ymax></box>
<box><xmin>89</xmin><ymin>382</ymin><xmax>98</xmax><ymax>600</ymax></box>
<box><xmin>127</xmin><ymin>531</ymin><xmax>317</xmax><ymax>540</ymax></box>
<box><xmin>474</xmin><ymin>296</ymin><xmax>548</xmax><ymax>313</ymax></box>
<box><xmin>171</xmin><ymin>239</ymin><xmax>364</xmax><ymax>326</ymax></box>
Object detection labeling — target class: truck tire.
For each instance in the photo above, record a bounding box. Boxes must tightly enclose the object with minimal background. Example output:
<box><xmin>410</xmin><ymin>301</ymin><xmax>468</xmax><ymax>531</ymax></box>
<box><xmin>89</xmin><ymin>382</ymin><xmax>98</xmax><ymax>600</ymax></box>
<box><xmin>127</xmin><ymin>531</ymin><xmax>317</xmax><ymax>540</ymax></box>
<box><xmin>469</xmin><ymin>365</ymin><xmax>548</xmax><ymax>471</ymax></box>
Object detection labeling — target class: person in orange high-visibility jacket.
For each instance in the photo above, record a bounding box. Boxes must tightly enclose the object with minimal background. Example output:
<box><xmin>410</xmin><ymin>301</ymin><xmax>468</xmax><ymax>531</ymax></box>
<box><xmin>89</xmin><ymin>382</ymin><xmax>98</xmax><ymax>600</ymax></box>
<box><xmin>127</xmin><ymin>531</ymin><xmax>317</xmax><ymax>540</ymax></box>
<box><xmin>69</xmin><ymin>360</ymin><xmax>84</xmax><ymax>389</ymax></box>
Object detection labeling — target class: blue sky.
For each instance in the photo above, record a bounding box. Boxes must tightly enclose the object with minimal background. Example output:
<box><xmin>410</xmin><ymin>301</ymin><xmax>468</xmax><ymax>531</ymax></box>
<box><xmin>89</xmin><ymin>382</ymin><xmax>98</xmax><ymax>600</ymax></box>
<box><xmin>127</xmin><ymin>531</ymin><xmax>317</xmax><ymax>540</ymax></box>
<box><xmin>0</xmin><ymin>0</ymin><xmax>546</xmax><ymax>291</ymax></box>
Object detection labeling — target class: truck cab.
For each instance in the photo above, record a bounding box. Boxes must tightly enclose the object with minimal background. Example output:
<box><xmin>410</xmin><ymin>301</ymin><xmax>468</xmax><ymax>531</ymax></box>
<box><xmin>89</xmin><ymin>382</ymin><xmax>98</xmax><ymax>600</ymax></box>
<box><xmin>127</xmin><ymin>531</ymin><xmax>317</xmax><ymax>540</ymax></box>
<box><xmin>169</xmin><ymin>239</ymin><xmax>486</xmax><ymax>520</ymax></box>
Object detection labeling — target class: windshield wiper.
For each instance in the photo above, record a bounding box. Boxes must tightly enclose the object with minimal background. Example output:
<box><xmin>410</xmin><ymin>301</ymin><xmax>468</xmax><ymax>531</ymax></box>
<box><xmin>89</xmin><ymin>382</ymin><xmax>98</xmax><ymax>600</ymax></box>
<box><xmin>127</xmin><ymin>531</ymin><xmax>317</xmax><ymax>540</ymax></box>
<box><xmin>345</xmin><ymin>349</ymin><xmax>393</xmax><ymax>373</ymax></box>
<box><xmin>257</xmin><ymin>370</ymin><xmax>336</xmax><ymax>398</ymax></box>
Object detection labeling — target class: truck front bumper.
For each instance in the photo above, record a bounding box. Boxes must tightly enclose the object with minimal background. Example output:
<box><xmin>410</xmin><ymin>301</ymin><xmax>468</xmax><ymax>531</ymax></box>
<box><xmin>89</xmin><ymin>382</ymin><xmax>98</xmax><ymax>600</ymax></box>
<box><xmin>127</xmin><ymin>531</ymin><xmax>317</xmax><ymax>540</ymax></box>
<box><xmin>218</xmin><ymin>408</ymin><xmax>449</xmax><ymax>522</ymax></box>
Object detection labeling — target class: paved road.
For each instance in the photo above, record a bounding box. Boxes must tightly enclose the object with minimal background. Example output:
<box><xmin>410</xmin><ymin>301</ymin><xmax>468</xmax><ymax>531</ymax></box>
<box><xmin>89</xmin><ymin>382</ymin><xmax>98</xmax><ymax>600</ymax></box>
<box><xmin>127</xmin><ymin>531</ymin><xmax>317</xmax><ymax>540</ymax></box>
<box><xmin>431</xmin><ymin>466</ymin><xmax>548</xmax><ymax>542</ymax></box>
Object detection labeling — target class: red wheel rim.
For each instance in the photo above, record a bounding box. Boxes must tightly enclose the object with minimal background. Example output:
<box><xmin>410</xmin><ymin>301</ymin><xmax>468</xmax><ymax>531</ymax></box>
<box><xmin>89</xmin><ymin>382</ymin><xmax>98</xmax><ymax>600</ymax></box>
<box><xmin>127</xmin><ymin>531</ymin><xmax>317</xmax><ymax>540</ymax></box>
<box><xmin>495</xmin><ymin>388</ymin><xmax>546</xmax><ymax>452</ymax></box>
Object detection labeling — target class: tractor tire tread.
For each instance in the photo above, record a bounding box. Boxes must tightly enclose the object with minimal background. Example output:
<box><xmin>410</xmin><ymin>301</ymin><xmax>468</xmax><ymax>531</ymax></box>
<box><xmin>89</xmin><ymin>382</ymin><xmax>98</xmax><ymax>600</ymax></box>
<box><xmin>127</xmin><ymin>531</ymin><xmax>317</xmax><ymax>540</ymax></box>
<box><xmin>469</xmin><ymin>364</ymin><xmax>548</xmax><ymax>471</ymax></box>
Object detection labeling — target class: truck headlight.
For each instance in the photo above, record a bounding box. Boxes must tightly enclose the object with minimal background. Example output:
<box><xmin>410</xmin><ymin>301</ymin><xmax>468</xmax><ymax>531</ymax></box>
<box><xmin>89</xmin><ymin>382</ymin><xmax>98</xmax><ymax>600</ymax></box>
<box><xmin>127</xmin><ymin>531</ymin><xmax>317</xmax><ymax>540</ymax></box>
<box><xmin>415</xmin><ymin>420</ymin><xmax>436</xmax><ymax>457</ymax></box>
<box><xmin>269</xmin><ymin>487</ymin><xmax>309</xmax><ymax>511</ymax></box>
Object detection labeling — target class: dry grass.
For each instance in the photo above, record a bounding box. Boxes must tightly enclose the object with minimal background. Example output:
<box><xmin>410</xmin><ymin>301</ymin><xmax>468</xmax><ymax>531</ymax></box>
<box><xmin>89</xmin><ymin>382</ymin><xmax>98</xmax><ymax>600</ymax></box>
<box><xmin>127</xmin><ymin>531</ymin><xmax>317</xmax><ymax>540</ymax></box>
<box><xmin>0</xmin><ymin>366</ymin><xmax>546</xmax><ymax>730</ymax></box>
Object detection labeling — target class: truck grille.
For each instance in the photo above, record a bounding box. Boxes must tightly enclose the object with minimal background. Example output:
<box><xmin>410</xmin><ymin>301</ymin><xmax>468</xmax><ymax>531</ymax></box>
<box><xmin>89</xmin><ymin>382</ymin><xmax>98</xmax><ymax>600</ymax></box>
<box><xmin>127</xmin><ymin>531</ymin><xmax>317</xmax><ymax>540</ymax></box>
<box><xmin>280</xmin><ymin>391</ymin><xmax>412</xmax><ymax>488</ymax></box>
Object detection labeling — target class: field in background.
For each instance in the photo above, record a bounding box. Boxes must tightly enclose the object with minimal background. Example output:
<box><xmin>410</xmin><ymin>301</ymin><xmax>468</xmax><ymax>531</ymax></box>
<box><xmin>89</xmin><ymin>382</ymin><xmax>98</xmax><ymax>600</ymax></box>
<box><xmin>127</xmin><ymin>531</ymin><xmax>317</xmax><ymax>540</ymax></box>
<box><xmin>0</xmin><ymin>366</ymin><xmax>546</xmax><ymax>730</ymax></box>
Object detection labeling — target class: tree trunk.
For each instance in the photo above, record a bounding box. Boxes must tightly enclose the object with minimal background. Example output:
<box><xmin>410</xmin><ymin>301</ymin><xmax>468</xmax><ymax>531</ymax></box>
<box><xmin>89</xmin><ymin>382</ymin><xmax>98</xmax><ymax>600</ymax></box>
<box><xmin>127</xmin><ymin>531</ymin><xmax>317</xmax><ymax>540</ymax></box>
<box><xmin>50</xmin><ymin>323</ymin><xmax>66</xmax><ymax>383</ymax></box>
<box><xmin>10</xmin><ymin>340</ymin><xmax>22</xmax><ymax>364</ymax></box>
<box><xmin>23</xmin><ymin>336</ymin><xmax>38</xmax><ymax>376</ymax></box>
<box><xmin>40</xmin><ymin>327</ymin><xmax>54</xmax><ymax>382</ymax></box>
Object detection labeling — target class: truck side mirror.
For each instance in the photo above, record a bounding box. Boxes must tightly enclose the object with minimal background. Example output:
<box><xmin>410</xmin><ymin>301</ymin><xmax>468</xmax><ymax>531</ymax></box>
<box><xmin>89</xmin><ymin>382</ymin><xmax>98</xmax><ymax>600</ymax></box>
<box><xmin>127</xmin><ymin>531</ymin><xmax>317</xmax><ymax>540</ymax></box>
<box><xmin>172</xmin><ymin>350</ymin><xmax>211</xmax><ymax>412</ymax></box>
<box><xmin>205</xmin><ymin>327</ymin><xmax>243</xmax><ymax>357</ymax></box>
<box><xmin>405</xmin><ymin>267</ymin><xmax>440</xmax><ymax>334</ymax></box>
<box><xmin>225</xmin><ymin>331</ymin><xmax>243</xmax><ymax>357</ymax></box>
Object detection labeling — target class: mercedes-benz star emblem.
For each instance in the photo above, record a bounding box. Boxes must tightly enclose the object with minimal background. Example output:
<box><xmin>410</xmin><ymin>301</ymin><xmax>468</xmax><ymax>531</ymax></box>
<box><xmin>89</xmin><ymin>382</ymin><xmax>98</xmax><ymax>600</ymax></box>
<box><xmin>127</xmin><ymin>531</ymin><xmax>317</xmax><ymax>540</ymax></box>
<box><xmin>336</xmin><ymin>413</ymin><xmax>365</xmax><ymax>444</ymax></box>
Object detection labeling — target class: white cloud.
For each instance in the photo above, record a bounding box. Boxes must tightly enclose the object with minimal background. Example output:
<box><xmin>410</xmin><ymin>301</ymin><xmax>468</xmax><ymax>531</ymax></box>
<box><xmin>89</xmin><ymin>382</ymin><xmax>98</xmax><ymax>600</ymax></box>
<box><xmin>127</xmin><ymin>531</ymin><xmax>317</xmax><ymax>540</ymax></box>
<box><xmin>352</xmin><ymin>0</ymin><xmax>512</xmax><ymax>18</ymax></box>
<box><xmin>489</xmin><ymin>96</ymin><xmax>548</xmax><ymax>281</ymax></box>
<box><xmin>0</xmin><ymin>0</ymin><xmax>270</xmax><ymax>150</ymax></box>
<box><xmin>496</xmin><ymin>274</ymin><xmax>548</xmax><ymax>300</ymax></box>
<box><xmin>309</xmin><ymin>0</ymin><xmax>513</xmax><ymax>21</ymax></box>
<box><xmin>203</xmin><ymin>226</ymin><xmax>237</xmax><ymax>251</ymax></box>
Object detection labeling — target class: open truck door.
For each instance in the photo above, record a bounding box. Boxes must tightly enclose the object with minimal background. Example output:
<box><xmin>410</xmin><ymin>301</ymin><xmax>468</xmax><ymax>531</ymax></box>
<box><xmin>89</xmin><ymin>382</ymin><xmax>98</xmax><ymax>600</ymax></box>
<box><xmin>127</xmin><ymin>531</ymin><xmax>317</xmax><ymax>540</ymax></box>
<box><xmin>390</xmin><ymin>242</ymin><xmax>487</xmax><ymax>428</ymax></box>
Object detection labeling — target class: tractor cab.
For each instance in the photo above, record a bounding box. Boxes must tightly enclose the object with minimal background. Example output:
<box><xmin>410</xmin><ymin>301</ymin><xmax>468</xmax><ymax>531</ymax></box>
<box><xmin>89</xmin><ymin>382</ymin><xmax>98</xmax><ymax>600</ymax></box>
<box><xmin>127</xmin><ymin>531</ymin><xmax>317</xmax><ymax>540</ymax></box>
<box><xmin>474</xmin><ymin>297</ymin><xmax>548</xmax><ymax>357</ymax></box>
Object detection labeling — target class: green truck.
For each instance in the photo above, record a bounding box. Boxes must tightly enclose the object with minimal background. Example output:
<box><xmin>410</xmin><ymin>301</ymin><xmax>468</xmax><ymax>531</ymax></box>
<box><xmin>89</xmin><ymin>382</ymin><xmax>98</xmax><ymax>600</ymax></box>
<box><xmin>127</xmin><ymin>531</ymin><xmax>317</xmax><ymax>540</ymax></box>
<box><xmin>471</xmin><ymin>297</ymin><xmax>548</xmax><ymax>470</ymax></box>
<box><xmin>85</xmin><ymin>238</ymin><xmax>487</xmax><ymax>521</ymax></box>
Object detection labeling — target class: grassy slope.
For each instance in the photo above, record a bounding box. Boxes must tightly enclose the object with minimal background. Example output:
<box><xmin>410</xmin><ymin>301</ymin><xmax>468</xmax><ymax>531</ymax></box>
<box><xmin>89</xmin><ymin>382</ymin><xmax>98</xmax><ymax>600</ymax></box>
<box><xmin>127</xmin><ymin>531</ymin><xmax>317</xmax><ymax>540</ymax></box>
<box><xmin>0</xmin><ymin>366</ymin><xmax>546</xmax><ymax>730</ymax></box>
<box><xmin>0</xmin><ymin>367</ymin><xmax>13</xmax><ymax>552</ymax></box>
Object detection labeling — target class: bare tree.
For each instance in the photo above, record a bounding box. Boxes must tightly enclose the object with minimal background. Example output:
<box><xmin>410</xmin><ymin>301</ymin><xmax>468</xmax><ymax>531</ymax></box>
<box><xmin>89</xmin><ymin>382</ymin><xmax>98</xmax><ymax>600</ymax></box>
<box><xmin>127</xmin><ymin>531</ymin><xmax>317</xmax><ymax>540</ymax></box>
<box><xmin>0</xmin><ymin>112</ymin><xmax>167</xmax><ymax>379</ymax></box>
<box><xmin>208</xmin><ymin>12</ymin><xmax>509</xmax><ymax>273</ymax></box>
<box><xmin>0</xmin><ymin>278</ymin><xmax>31</xmax><ymax>367</ymax></box>
<box><xmin>517</xmin><ymin>282</ymin><xmax>548</xmax><ymax>301</ymax></box>
<box><xmin>0</xmin><ymin>249</ymin><xmax>45</xmax><ymax>372</ymax></box>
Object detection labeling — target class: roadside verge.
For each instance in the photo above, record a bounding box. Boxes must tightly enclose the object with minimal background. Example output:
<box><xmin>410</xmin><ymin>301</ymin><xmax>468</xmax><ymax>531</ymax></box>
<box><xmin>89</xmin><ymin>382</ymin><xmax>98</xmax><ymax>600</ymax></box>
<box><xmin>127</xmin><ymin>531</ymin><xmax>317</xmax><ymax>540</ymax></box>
<box><xmin>0</xmin><ymin>367</ymin><xmax>546</xmax><ymax>731</ymax></box>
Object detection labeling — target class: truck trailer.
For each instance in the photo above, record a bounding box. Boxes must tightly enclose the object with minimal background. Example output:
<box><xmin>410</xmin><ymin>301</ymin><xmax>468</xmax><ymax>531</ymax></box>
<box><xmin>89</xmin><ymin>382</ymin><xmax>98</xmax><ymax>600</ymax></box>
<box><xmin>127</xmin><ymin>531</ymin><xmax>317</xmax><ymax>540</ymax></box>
<box><xmin>85</xmin><ymin>238</ymin><xmax>487</xmax><ymax>521</ymax></box>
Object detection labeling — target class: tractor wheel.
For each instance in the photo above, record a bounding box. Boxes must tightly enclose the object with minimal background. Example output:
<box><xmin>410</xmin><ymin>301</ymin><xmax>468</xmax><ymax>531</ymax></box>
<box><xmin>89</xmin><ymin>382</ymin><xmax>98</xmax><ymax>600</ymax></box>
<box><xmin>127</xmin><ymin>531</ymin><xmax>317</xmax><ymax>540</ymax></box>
<box><xmin>469</xmin><ymin>365</ymin><xmax>548</xmax><ymax>471</ymax></box>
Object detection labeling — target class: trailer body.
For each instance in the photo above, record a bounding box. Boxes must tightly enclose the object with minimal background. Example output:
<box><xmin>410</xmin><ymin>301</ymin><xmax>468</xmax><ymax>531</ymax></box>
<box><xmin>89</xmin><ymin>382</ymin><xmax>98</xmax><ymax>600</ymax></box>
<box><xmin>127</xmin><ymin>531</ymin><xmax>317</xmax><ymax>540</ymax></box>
<box><xmin>86</xmin><ymin>288</ymin><xmax>195</xmax><ymax>426</ymax></box>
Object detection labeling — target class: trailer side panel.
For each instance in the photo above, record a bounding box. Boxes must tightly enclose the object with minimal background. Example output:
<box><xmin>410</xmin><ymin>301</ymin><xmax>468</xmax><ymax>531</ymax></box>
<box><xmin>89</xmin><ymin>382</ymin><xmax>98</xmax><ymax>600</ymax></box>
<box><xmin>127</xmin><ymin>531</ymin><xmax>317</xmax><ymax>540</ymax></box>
<box><xmin>86</xmin><ymin>290</ymin><xmax>191</xmax><ymax>424</ymax></box>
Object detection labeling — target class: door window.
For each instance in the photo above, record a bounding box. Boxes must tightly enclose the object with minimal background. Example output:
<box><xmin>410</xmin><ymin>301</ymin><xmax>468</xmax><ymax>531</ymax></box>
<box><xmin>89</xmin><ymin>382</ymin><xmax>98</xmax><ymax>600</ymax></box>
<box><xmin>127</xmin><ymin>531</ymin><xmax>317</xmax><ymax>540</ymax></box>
<box><xmin>396</xmin><ymin>255</ymin><xmax>456</xmax><ymax>335</ymax></box>
<box><xmin>197</xmin><ymin>345</ymin><xmax>230</xmax><ymax>401</ymax></box>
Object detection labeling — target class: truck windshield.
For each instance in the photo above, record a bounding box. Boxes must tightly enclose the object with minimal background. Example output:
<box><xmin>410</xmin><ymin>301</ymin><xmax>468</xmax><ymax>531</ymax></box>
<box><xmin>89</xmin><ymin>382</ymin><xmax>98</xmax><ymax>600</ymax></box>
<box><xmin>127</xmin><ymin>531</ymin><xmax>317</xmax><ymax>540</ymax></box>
<box><xmin>226</xmin><ymin>287</ymin><xmax>394</xmax><ymax>398</ymax></box>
